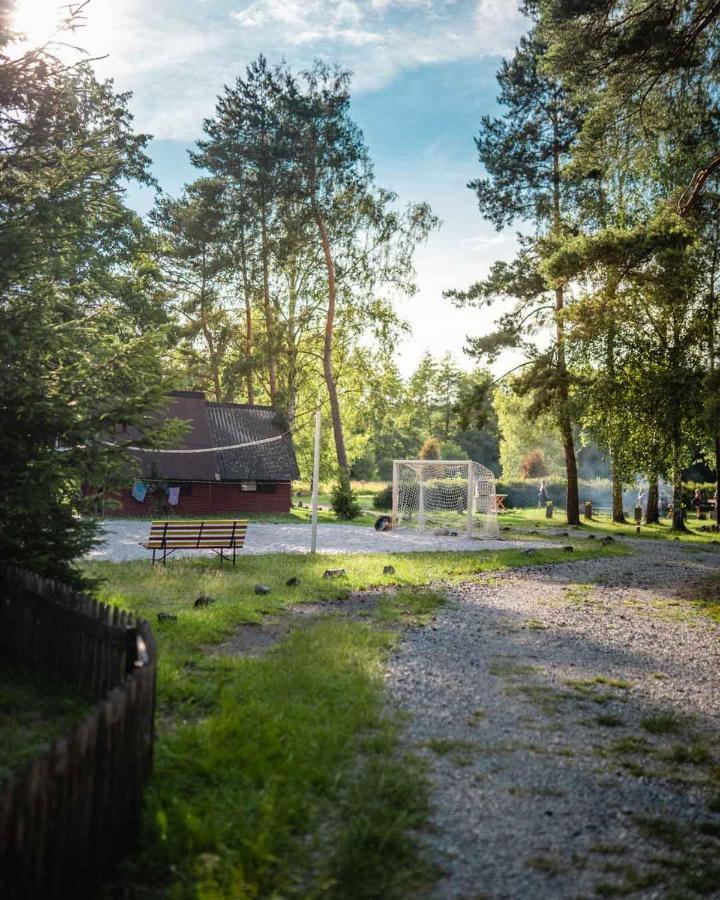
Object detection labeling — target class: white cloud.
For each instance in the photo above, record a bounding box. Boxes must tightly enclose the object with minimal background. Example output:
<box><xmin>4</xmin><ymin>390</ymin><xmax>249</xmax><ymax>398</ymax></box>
<box><xmin>78</xmin><ymin>0</ymin><xmax>525</xmax><ymax>140</ymax></box>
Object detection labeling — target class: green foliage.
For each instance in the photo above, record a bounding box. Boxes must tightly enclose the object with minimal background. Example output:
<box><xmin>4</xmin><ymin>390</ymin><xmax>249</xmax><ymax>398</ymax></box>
<box><xmin>495</xmin><ymin>387</ymin><xmax>566</xmax><ymax>479</ymax></box>
<box><xmin>0</xmin><ymin>20</ymin><xmax>174</xmax><ymax>584</ymax></box>
<box><xmin>331</xmin><ymin>472</ymin><xmax>362</xmax><ymax>520</ymax></box>
<box><xmin>373</xmin><ymin>484</ymin><xmax>393</xmax><ymax>511</ymax></box>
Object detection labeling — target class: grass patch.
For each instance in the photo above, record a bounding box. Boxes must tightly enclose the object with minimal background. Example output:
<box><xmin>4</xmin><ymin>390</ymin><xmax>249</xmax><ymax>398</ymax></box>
<box><xmin>665</xmin><ymin>740</ymin><xmax>713</xmax><ymax>766</ymax></box>
<box><xmin>0</xmin><ymin>656</ymin><xmax>93</xmax><ymax>786</ymax></box>
<box><xmin>424</xmin><ymin>738</ymin><xmax>477</xmax><ymax>766</ymax></box>
<box><xmin>374</xmin><ymin>589</ymin><xmax>446</xmax><ymax>626</ymax></box>
<box><xmin>499</xmin><ymin>507</ymin><xmax>720</xmax><ymax>545</ymax></box>
<box><xmin>118</xmin><ymin>619</ymin><xmax>433</xmax><ymax>898</ymax></box>
<box><xmin>526</xmin><ymin>854</ymin><xmax>568</xmax><ymax>874</ymax></box>
<box><xmin>640</xmin><ymin>713</ymin><xmax>683</xmax><ymax>735</ymax></box>
<box><xmin>595</xmin><ymin>713</ymin><xmax>624</xmax><ymax>728</ymax></box>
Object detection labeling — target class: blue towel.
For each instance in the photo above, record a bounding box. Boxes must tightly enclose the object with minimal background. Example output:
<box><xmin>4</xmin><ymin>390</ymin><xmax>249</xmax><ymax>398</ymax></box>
<box><xmin>131</xmin><ymin>481</ymin><xmax>147</xmax><ymax>503</ymax></box>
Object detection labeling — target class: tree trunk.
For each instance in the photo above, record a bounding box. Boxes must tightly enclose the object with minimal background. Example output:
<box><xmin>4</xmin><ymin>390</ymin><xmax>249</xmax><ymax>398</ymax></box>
<box><xmin>550</xmin><ymin>109</ymin><xmax>579</xmax><ymax>527</ymax></box>
<box><xmin>671</xmin><ymin>445</ymin><xmax>688</xmax><ymax>532</ymax></box>
<box><xmin>645</xmin><ymin>476</ymin><xmax>659</xmax><ymax>524</ymax></box>
<box><xmin>610</xmin><ymin>456</ymin><xmax>626</xmax><ymax>523</ymax></box>
<box><xmin>238</xmin><ymin>221</ymin><xmax>254</xmax><ymax>405</ymax></box>
<box><xmin>555</xmin><ymin>285</ymin><xmax>580</xmax><ymax>526</ymax></box>
<box><xmin>315</xmin><ymin>210</ymin><xmax>348</xmax><ymax>472</ymax></box>
<box><xmin>260</xmin><ymin>210</ymin><xmax>277</xmax><ymax>405</ymax></box>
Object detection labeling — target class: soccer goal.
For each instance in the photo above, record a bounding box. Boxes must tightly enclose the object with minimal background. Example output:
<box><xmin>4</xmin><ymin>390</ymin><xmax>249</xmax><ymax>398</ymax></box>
<box><xmin>392</xmin><ymin>460</ymin><xmax>499</xmax><ymax>539</ymax></box>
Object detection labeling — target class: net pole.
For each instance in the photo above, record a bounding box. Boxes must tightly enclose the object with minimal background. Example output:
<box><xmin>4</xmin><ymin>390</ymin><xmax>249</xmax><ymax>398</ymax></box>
<box><xmin>392</xmin><ymin>460</ymin><xmax>398</xmax><ymax>528</ymax></box>
<box><xmin>418</xmin><ymin>464</ymin><xmax>425</xmax><ymax>531</ymax></box>
<box><xmin>310</xmin><ymin>406</ymin><xmax>321</xmax><ymax>554</ymax></box>
<box><xmin>466</xmin><ymin>462</ymin><xmax>475</xmax><ymax>538</ymax></box>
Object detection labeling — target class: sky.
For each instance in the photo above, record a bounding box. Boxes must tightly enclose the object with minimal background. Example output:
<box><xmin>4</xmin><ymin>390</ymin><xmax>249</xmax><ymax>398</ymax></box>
<box><xmin>15</xmin><ymin>0</ymin><xmax>528</xmax><ymax>376</ymax></box>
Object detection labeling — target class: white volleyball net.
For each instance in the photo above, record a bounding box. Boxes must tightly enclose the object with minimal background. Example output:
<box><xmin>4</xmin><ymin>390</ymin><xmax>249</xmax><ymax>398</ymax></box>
<box><xmin>392</xmin><ymin>460</ymin><xmax>499</xmax><ymax>539</ymax></box>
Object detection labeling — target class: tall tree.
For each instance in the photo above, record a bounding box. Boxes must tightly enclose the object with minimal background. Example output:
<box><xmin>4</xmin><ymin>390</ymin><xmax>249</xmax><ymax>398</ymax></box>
<box><xmin>283</xmin><ymin>62</ymin><xmax>437</xmax><ymax>472</ymax></box>
<box><xmin>0</xmin><ymin>15</ymin><xmax>174</xmax><ymax>583</ymax></box>
<box><xmin>448</xmin><ymin>27</ymin><xmax>584</xmax><ymax>523</ymax></box>
<box><xmin>153</xmin><ymin>178</ymin><xmax>235</xmax><ymax>401</ymax></box>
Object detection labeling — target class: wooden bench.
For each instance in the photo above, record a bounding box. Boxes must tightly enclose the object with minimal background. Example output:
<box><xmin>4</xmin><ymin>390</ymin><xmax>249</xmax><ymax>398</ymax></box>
<box><xmin>140</xmin><ymin>520</ymin><xmax>248</xmax><ymax>566</ymax></box>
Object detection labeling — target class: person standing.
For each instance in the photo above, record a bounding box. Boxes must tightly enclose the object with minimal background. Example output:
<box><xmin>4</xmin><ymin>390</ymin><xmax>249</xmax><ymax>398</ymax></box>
<box><xmin>538</xmin><ymin>480</ymin><xmax>548</xmax><ymax>508</ymax></box>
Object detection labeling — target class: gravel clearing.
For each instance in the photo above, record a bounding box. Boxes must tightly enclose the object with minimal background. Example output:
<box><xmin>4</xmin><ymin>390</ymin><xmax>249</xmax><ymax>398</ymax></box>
<box><xmin>85</xmin><ymin>519</ymin><xmax>543</xmax><ymax>561</ymax></box>
<box><xmin>386</xmin><ymin>540</ymin><xmax>720</xmax><ymax>899</ymax></box>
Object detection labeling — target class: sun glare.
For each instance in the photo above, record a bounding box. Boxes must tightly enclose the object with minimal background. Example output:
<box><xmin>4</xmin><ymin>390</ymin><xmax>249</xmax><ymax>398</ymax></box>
<box><xmin>11</xmin><ymin>0</ymin><xmax>69</xmax><ymax>46</ymax></box>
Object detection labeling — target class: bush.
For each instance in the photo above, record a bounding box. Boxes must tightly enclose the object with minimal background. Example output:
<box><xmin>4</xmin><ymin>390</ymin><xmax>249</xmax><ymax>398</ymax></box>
<box><xmin>418</xmin><ymin>437</ymin><xmax>440</xmax><ymax>460</ymax></box>
<box><xmin>373</xmin><ymin>484</ymin><xmax>393</xmax><ymax>510</ymax></box>
<box><xmin>331</xmin><ymin>472</ymin><xmax>362</xmax><ymax>520</ymax></box>
<box><xmin>520</xmin><ymin>449</ymin><xmax>548</xmax><ymax>479</ymax></box>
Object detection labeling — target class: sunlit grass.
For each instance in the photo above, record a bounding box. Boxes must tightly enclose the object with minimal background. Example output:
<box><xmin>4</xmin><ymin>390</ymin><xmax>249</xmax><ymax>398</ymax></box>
<box><xmin>498</xmin><ymin>507</ymin><xmax>720</xmax><ymax>544</ymax></box>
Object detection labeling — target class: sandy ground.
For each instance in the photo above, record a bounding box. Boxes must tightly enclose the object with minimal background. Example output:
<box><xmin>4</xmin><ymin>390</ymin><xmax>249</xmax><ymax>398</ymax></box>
<box><xmin>84</xmin><ymin>519</ymin><xmax>543</xmax><ymax>561</ymax></box>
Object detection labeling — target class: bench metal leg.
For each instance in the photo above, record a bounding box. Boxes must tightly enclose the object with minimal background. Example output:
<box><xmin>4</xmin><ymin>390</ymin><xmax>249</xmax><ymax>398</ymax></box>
<box><xmin>152</xmin><ymin>549</ymin><xmax>156</xmax><ymax>566</ymax></box>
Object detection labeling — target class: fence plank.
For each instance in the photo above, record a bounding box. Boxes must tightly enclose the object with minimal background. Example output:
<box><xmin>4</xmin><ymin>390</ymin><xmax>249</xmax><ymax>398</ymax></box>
<box><xmin>0</xmin><ymin>565</ymin><xmax>157</xmax><ymax>899</ymax></box>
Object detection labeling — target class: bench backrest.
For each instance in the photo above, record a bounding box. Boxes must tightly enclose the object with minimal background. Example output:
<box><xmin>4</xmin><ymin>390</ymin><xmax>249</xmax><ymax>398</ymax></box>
<box><xmin>145</xmin><ymin>520</ymin><xmax>248</xmax><ymax>548</ymax></box>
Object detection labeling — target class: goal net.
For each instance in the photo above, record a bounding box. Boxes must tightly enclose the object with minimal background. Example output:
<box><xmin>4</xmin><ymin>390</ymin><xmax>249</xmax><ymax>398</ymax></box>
<box><xmin>392</xmin><ymin>460</ymin><xmax>499</xmax><ymax>539</ymax></box>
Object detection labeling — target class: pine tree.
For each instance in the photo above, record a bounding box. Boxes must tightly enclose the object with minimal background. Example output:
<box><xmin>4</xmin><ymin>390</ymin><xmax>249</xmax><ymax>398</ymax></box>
<box><xmin>448</xmin><ymin>27</ymin><xmax>584</xmax><ymax>524</ymax></box>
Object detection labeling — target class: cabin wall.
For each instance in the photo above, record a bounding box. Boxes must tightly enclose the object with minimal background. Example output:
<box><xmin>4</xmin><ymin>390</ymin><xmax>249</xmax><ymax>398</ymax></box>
<box><xmin>103</xmin><ymin>482</ymin><xmax>292</xmax><ymax>517</ymax></box>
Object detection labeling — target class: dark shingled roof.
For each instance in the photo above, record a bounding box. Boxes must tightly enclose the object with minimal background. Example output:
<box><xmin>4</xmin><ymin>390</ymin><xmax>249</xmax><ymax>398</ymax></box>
<box><xmin>131</xmin><ymin>392</ymin><xmax>298</xmax><ymax>482</ymax></box>
<box><xmin>207</xmin><ymin>402</ymin><xmax>300</xmax><ymax>481</ymax></box>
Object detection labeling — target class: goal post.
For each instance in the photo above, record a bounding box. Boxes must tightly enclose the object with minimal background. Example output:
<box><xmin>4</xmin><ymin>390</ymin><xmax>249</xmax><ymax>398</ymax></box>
<box><xmin>392</xmin><ymin>459</ymin><xmax>499</xmax><ymax>539</ymax></box>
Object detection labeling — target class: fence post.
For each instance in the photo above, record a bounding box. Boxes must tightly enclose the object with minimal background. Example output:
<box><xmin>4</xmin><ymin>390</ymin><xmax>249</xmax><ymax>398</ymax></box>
<box><xmin>124</xmin><ymin>626</ymin><xmax>138</xmax><ymax>677</ymax></box>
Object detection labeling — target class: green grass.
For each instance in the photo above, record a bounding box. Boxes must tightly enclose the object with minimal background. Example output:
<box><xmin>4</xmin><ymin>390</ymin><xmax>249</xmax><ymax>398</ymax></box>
<box><xmin>498</xmin><ymin>507</ymin><xmax>720</xmax><ymax>545</ymax></box>
<box><xmin>640</xmin><ymin>713</ymin><xmax>684</xmax><ymax>735</ymax></box>
<box><xmin>124</xmin><ymin>620</ymin><xmax>433</xmax><ymax>898</ymax></box>
<box><xmin>0</xmin><ymin>656</ymin><xmax>93</xmax><ymax>786</ymax></box>
<box><xmin>85</xmin><ymin>543</ymin><xmax>622</xmax><ymax>897</ymax></box>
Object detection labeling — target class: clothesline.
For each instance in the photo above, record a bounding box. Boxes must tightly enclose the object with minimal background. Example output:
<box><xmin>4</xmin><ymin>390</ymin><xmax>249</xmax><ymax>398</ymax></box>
<box><xmin>107</xmin><ymin>433</ymin><xmax>288</xmax><ymax>454</ymax></box>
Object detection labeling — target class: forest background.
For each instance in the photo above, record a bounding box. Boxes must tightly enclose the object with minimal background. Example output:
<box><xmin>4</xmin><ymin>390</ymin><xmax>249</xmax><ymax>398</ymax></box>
<box><xmin>3</xmin><ymin>0</ymin><xmax>720</xmax><ymax>582</ymax></box>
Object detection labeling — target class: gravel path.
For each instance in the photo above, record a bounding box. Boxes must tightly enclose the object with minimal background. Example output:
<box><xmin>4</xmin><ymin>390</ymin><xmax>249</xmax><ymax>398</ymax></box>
<box><xmin>386</xmin><ymin>540</ymin><xmax>720</xmax><ymax>898</ymax></box>
<box><xmin>85</xmin><ymin>519</ymin><xmax>542</xmax><ymax>561</ymax></box>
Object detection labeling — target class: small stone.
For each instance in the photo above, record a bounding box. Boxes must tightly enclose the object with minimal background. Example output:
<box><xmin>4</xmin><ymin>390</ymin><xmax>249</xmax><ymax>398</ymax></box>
<box><xmin>502</xmin><ymin>526</ymin><xmax>511</xmax><ymax>532</ymax></box>
<box><xmin>601</xmin><ymin>536</ymin><xmax>615</xmax><ymax>544</ymax></box>
<box><xmin>255</xmin><ymin>584</ymin><xmax>271</xmax><ymax>595</ymax></box>
<box><xmin>193</xmin><ymin>594</ymin><xmax>215</xmax><ymax>608</ymax></box>
<box><xmin>157</xmin><ymin>612</ymin><xmax>177</xmax><ymax>622</ymax></box>
<box><xmin>448</xmin><ymin>531</ymin><xmax>459</xmax><ymax>536</ymax></box>
<box><xmin>433</xmin><ymin>528</ymin><xmax>450</xmax><ymax>536</ymax></box>
<box><xmin>563</xmin><ymin>545</ymin><xmax>574</xmax><ymax>552</ymax></box>
<box><xmin>323</xmin><ymin>568</ymin><xmax>347</xmax><ymax>579</ymax></box>
<box><xmin>561</xmin><ymin>531</ymin><xmax>569</xmax><ymax>537</ymax></box>
<box><xmin>383</xmin><ymin>565</ymin><xmax>396</xmax><ymax>575</ymax></box>
<box><xmin>523</xmin><ymin>548</ymin><xmax>537</xmax><ymax>556</ymax></box>
<box><xmin>286</xmin><ymin>576</ymin><xmax>300</xmax><ymax>586</ymax></box>
<box><xmin>587</xmin><ymin>534</ymin><xmax>596</xmax><ymax>540</ymax></box>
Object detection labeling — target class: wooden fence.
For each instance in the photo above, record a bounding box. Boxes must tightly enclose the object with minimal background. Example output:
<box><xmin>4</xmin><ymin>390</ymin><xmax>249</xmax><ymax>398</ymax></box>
<box><xmin>0</xmin><ymin>566</ymin><xmax>157</xmax><ymax>899</ymax></box>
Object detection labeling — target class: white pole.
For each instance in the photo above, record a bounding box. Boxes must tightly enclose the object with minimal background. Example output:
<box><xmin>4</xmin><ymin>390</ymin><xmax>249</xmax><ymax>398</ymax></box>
<box><xmin>418</xmin><ymin>464</ymin><xmax>425</xmax><ymax>532</ymax></box>
<box><xmin>310</xmin><ymin>406</ymin><xmax>321</xmax><ymax>554</ymax></box>
<box><xmin>392</xmin><ymin>460</ymin><xmax>398</xmax><ymax>528</ymax></box>
<box><xmin>466</xmin><ymin>462</ymin><xmax>475</xmax><ymax>538</ymax></box>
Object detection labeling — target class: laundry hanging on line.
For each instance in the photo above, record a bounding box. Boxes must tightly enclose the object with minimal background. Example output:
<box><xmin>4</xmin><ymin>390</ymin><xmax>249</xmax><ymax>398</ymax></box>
<box><xmin>131</xmin><ymin>481</ymin><xmax>147</xmax><ymax>503</ymax></box>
